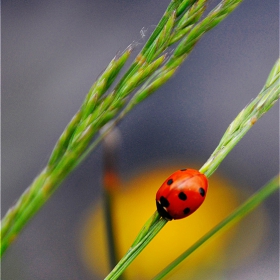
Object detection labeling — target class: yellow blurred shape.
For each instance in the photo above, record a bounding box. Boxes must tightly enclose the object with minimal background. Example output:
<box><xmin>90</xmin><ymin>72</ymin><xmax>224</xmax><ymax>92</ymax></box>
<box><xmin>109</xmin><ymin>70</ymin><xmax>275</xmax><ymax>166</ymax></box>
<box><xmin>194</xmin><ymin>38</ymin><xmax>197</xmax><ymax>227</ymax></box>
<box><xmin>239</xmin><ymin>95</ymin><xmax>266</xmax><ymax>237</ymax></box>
<box><xmin>80</xmin><ymin>166</ymin><xmax>266</xmax><ymax>279</ymax></box>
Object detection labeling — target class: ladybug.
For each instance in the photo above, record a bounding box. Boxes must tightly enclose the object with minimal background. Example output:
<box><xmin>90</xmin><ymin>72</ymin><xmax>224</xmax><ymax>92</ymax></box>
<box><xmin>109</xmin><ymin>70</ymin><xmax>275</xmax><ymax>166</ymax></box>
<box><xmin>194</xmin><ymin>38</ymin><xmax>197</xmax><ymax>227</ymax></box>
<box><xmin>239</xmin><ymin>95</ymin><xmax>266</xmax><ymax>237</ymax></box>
<box><xmin>156</xmin><ymin>169</ymin><xmax>208</xmax><ymax>220</ymax></box>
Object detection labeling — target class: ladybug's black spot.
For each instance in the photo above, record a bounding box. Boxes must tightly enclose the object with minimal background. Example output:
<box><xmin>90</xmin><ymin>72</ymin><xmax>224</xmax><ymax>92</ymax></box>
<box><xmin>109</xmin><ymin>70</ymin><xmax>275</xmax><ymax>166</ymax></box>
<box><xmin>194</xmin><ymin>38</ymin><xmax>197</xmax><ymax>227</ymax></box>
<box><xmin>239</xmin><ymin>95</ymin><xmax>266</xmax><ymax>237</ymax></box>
<box><xmin>199</xmin><ymin>188</ymin><xmax>205</xmax><ymax>197</ymax></box>
<box><xmin>180</xmin><ymin>168</ymin><xmax>187</xmax><ymax>171</ymax></box>
<box><xmin>167</xmin><ymin>179</ymin><xmax>173</xmax><ymax>185</ymax></box>
<box><xmin>156</xmin><ymin>200</ymin><xmax>173</xmax><ymax>221</ymax></box>
<box><xmin>178</xmin><ymin>192</ymin><xmax>187</xmax><ymax>201</ymax></box>
<box><xmin>160</xmin><ymin>196</ymin><xmax>170</xmax><ymax>207</ymax></box>
<box><xmin>183</xmin><ymin>208</ymin><xmax>190</xmax><ymax>215</ymax></box>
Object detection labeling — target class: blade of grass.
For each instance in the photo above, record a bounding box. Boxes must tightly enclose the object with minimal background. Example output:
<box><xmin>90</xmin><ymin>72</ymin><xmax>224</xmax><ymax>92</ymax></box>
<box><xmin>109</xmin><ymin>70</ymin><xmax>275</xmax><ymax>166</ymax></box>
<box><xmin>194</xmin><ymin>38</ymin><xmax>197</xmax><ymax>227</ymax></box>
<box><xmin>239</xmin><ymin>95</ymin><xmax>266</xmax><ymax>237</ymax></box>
<box><xmin>76</xmin><ymin>0</ymin><xmax>247</xmax><ymax>170</ymax></box>
<box><xmin>104</xmin><ymin>217</ymin><xmax>168</xmax><ymax>280</ymax></box>
<box><xmin>0</xmin><ymin>2</ymin><xmax>184</xmax><ymax>255</ymax></box>
<box><xmin>153</xmin><ymin>174</ymin><xmax>280</xmax><ymax>280</ymax></box>
<box><xmin>112</xmin><ymin>0</ymin><xmax>185</xmax><ymax>97</ymax></box>
<box><xmin>200</xmin><ymin>58</ymin><xmax>280</xmax><ymax>177</ymax></box>
<box><xmin>0</xmin><ymin>0</ymin><xmax>250</xmax><ymax>256</ymax></box>
<box><xmin>103</xmin><ymin>58</ymin><xmax>279</xmax><ymax>279</ymax></box>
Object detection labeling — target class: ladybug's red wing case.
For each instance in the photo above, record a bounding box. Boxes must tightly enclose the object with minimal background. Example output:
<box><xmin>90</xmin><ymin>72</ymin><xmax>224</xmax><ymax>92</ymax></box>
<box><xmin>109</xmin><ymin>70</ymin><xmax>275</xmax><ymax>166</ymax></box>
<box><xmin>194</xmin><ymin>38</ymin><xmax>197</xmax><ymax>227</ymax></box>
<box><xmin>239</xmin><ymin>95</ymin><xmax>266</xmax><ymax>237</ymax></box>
<box><xmin>156</xmin><ymin>169</ymin><xmax>208</xmax><ymax>220</ymax></box>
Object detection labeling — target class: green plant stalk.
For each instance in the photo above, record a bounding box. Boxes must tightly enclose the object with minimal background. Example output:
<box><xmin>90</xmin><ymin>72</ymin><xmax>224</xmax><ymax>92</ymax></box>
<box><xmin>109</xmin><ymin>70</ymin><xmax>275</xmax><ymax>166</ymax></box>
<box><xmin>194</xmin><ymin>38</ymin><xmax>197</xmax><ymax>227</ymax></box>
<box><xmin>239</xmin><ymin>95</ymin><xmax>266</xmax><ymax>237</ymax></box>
<box><xmin>153</xmin><ymin>174</ymin><xmax>280</xmax><ymax>280</ymax></box>
<box><xmin>169</xmin><ymin>0</ymin><xmax>207</xmax><ymax>46</ymax></box>
<box><xmin>48</xmin><ymin>47</ymin><xmax>134</xmax><ymax>169</ymax></box>
<box><xmin>0</xmin><ymin>0</ymin><xmax>247</xmax><ymax>255</ymax></box>
<box><xmin>166</xmin><ymin>0</ymin><xmax>243</xmax><ymax>69</ymax></box>
<box><xmin>200</xmin><ymin>58</ymin><xmax>280</xmax><ymax>177</ymax></box>
<box><xmin>0</xmin><ymin>6</ymin><xmax>171</xmax><ymax>253</ymax></box>
<box><xmin>73</xmin><ymin>65</ymin><xmax>179</xmax><ymax>170</ymax></box>
<box><xmin>104</xmin><ymin>218</ymin><xmax>168</xmax><ymax>280</ymax></box>
<box><xmin>111</xmin><ymin>0</ymin><xmax>185</xmax><ymax>98</ymax></box>
<box><xmin>78</xmin><ymin>0</ymin><xmax>246</xmax><ymax>167</ymax></box>
<box><xmin>176</xmin><ymin>0</ymin><xmax>206</xmax><ymax>30</ymax></box>
<box><xmin>131</xmin><ymin>211</ymin><xmax>161</xmax><ymax>247</ymax></box>
<box><xmin>103</xmin><ymin>59</ymin><xmax>279</xmax><ymax>279</ymax></box>
<box><xmin>108</xmin><ymin>0</ymin><xmax>209</xmax><ymax>103</ymax></box>
<box><xmin>177</xmin><ymin>0</ymin><xmax>197</xmax><ymax>18</ymax></box>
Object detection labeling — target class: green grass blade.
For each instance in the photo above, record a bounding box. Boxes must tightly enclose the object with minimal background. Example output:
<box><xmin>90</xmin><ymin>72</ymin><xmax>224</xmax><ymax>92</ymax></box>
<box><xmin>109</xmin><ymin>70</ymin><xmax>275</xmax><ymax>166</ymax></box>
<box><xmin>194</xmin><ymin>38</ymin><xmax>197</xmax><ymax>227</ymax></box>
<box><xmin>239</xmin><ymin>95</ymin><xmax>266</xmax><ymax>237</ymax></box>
<box><xmin>0</xmin><ymin>0</ymin><xmax>261</xmax><ymax>256</ymax></box>
<box><xmin>102</xmin><ymin>58</ymin><xmax>279</xmax><ymax>279</ymax></box>
<box><xmin>176</xmin><ymin>0</ymin><xmax>198</xmax><ymax>18</ymax></box>
<box><xmin>104</xmin><ymin>218</ymin><xmax>168</xmax><ymax>280</ymax></box>
<box><xmin>153</xmin><ymin>174</ymin><xmax>280</xmax><ymax>280</ymax></box>
<box><xmin>200</xmin><ymin>58</ymin><xmax>280</xmax><ymax>177</ymax></box>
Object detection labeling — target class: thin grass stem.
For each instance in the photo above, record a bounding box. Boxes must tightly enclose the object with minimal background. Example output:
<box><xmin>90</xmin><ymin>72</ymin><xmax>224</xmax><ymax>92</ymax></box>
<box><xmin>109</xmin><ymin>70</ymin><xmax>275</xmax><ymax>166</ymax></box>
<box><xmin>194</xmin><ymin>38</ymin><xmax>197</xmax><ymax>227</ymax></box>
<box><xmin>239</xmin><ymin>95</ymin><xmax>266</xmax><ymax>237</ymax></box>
<box><xmin>152</xmin><ymin>174</ymin><xmax>280</xmax><ymax>280</ymax></box>
<box><xmin>103</xmin><ymin>58</ymin><xmax>279</xmax><ymax>279</ymax></box>
<box><xmin>104</xmin><ymin>218</ymin><xmax>168</xmax><ymax>280</ymax></box>
<box><xmin>0</xmin><ymin>0</ymin><xmax>258</xmax><ymax>256</ymax></box>
<box><xmin>102</xmin><ymin>128</ymin><xmax>122</xmax><ymax>272</ymax></box>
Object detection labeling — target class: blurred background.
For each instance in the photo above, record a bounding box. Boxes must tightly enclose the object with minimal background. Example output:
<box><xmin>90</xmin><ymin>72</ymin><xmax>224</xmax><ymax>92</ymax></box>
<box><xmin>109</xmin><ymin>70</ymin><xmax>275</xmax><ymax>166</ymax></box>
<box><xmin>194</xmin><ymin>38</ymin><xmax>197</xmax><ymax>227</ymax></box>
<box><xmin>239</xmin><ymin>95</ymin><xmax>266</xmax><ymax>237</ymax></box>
<box><xmin>2</xmin><ymin>0</ymin><xmax>279</xmax><ymax>279</ymax></box>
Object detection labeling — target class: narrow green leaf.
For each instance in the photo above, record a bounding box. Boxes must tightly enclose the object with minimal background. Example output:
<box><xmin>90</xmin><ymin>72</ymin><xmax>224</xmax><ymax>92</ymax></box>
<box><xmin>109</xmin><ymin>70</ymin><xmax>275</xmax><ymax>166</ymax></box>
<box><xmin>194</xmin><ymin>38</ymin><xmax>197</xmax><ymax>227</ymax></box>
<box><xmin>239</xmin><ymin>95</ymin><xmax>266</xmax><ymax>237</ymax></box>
<box><xmin>153</xmin><ymin>175</ymin><xmax>280</xmax><ymax>280</ymax></box>
<box><xmin>176</xmin><ymin>0</ymin><xmax>197</xmax><ymax>18</ymax></box>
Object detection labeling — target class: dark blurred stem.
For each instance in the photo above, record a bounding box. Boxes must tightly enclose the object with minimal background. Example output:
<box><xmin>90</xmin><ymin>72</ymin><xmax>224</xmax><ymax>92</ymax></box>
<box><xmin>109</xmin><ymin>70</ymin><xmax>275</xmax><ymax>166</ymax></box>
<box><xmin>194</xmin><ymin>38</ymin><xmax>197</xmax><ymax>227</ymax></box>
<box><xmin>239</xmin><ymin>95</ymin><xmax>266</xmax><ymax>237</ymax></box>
<box><xmin>102</xmin><ymin>128</ymin><xmax>124</xmax><ymax>279</ymax></box>
<box><xmin>103</xmin><ymin>188</ymin><xmax>119</xmax><ymax>270</ymax></box>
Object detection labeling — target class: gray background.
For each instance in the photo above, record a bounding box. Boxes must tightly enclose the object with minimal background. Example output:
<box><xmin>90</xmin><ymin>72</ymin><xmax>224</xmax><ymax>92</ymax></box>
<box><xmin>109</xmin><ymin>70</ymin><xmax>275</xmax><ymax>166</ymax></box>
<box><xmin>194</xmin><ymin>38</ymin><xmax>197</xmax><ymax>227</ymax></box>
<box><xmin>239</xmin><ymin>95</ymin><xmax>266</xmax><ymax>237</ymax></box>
<box><xmin>2</xmin><ymin>0</ymin><xmax>279</xmax><ymax>279</ymax></box>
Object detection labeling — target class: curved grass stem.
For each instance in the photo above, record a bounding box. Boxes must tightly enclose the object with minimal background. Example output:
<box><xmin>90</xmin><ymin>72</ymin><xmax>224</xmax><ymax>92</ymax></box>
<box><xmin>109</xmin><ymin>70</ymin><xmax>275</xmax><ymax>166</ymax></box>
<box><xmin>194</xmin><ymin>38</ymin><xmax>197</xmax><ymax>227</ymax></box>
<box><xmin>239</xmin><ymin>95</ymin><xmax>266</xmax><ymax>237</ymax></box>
<box><xmin>103</xmin><ymin>58</ymin><xmax>279</xmax><ymax>279</ymax></box>
<box><xmin>105</xmin><ymin>216</ymin><xmax>167</xmax><ymax>280</ymax></box>
<box><xmin>0</xmin><ymin>0</ymin><xmax>263</xmax><ymax>257</ymax></box>
<box><xmin>200</xmin><ymin>58</ymin><xmax>280</xmax><ymax>177</ymax></box>
<box><xmin>153</xmin><ymin>174</ymin><xmax>280</xmax><ymax>280</ymax></box>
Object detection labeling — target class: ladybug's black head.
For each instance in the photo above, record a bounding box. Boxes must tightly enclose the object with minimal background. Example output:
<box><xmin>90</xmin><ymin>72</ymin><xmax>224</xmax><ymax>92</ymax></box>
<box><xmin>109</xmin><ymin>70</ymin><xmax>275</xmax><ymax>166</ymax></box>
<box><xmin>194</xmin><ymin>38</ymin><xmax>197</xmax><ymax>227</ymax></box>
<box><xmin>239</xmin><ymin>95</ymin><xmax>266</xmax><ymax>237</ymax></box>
<box><xmin>156</xmin><ymin>196</ymin><xmax>173</xmax><ymax>221</ymax></box>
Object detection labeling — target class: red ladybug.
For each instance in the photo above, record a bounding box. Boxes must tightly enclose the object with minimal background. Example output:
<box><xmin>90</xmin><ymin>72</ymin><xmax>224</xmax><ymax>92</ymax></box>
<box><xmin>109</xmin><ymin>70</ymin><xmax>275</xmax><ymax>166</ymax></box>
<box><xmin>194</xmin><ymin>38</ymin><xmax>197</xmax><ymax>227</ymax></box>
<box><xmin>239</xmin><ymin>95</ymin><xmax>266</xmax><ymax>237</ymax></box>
<box><xmin>156</xmin><ymin>169</ymin><xmax>208</xmax><ymax>220</ymax></box>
